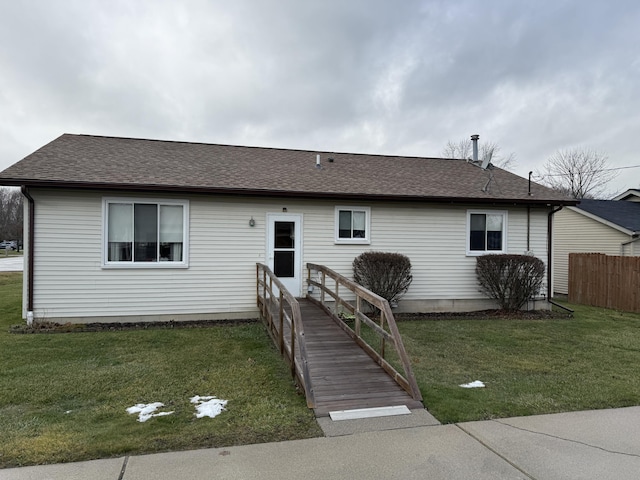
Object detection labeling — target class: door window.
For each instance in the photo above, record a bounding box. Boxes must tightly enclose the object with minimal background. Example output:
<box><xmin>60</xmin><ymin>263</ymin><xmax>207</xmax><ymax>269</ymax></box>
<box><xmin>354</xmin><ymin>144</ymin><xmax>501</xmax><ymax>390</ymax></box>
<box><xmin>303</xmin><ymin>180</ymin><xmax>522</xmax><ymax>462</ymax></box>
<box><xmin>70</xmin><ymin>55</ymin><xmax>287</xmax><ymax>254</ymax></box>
<box><xmin>274</xmin><ymin>221</ymin><xmax>295</xmax><ymax>277</ymax></box>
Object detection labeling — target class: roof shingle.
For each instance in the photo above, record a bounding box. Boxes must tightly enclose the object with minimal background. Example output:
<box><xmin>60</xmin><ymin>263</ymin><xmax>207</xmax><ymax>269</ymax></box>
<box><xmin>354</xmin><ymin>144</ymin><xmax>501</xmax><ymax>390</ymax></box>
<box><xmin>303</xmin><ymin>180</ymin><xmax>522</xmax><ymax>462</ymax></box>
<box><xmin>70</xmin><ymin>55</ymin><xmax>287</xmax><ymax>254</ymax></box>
<box><xmin>575</xmin><ymin>199</ymin><xmax>640</xmax><ymax>233</ymax></box>
<box><xmin>0</xmin><ymin>134</ymin><xmax>573</xmax><ymax>205</ymax></box>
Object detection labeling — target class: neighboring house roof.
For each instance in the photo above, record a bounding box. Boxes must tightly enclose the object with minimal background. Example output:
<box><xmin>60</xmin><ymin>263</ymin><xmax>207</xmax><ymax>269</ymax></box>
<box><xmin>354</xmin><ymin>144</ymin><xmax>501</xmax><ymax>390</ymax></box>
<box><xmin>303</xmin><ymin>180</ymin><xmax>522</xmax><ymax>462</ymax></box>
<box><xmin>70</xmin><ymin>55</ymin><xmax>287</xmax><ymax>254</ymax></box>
<box><xmin>612</xmin><ymin>189</ymin><xmax>640</xmax><ymax>202</ymax></box>
<box><xmin>0</xmin><ymin>133</ymin><xmax>574</xmax><ymax>205</ymax></box>
<box><xmin>571</xmin><ymin>199</ymin><xmax>640</xmax><ymax>235</ymax></box>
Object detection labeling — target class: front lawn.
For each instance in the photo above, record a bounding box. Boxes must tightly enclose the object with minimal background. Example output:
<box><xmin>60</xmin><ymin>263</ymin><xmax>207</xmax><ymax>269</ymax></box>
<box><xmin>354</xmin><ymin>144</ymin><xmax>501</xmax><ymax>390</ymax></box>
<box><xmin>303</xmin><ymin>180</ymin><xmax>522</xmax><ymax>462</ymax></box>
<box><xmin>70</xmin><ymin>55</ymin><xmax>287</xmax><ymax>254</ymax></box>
<box><xmin>398</xmin><ymin>306</ymin><xmax>640</xmax><ymax>423</ymax></box>
<box><xmin>2</xmin><ymin>269</ymin><xmax>640</xmax><ymax>467</ymax></box>
<box><xmin>0</xmin><ymin>273</ymin><xmax>321</xmax><ymax>468</ymax></box>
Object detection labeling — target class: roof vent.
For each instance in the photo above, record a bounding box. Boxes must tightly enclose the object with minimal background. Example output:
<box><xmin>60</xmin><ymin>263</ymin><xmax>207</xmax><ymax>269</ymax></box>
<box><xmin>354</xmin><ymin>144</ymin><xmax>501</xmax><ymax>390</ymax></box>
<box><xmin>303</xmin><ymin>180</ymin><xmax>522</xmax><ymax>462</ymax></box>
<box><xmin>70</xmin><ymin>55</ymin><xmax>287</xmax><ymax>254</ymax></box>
<box><xmin>316</xmin><ymin>154</ymin><xmax>321</xmax><ymax>169</ymax></box>
<box><xmin>471</xmin><ymin>134</ymin><xmax>479</xmax><ymax>163</ymax></box>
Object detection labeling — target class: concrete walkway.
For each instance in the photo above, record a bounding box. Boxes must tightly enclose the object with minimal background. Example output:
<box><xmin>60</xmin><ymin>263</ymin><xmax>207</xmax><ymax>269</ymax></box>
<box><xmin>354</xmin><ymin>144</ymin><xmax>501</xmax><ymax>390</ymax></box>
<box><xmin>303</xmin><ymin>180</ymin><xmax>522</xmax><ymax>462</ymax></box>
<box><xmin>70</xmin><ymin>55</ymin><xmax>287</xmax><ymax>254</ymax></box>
<box><xmin>0</xmin><ymin>255</ymin><xmax>23</xmax><ymax>272</ymax></box>
<box><xmin>4</xmin><ymin>406</ymin><xmax>640</xmax><ymax>479</ymax></box>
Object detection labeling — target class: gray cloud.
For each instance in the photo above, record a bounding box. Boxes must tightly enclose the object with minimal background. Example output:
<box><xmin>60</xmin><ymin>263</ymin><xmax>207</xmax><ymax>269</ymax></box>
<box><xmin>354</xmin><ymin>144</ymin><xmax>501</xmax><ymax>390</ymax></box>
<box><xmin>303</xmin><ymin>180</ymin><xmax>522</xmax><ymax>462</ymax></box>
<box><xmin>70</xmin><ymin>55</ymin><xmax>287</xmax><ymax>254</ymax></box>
<box><xmin>1</xmin><ymin>0</ymin><xmax>639</xmax><ymax>196</ymax></box>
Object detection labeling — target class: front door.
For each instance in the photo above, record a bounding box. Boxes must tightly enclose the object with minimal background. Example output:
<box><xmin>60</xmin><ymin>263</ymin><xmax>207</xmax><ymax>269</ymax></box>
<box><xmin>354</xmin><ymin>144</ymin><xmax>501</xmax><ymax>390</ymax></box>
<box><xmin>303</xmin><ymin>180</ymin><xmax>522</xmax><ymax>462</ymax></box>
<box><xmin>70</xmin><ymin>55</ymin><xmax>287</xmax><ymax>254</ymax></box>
<box><xmin>267</xmin><ymin>214</ymin><xmax>302</xmax><ymax>297</ymax></box>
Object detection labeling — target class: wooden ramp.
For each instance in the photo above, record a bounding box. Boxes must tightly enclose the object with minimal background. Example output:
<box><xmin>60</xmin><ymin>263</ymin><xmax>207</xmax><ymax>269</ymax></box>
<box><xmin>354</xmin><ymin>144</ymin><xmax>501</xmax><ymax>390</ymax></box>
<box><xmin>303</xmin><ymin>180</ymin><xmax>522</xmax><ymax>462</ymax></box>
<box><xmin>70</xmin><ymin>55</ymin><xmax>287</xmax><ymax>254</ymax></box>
<box><xmin>299</xmin><ymin>299</ymin><xmax>423</xmax><ymax>417</ymax></box>
<box><xmin>257</xmin><ymin>262</ymin><xmax>423</xmax><ymax>418</ymax></box>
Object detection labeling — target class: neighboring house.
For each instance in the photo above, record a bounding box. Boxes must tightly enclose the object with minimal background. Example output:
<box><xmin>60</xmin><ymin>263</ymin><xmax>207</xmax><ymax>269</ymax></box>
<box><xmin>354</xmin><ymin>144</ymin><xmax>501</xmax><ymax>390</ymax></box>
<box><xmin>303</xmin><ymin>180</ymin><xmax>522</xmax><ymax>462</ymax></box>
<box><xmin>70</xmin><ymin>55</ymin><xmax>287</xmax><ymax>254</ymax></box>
<box><xmin>0</xmin><ymin>134</ymin><xmax>573</xmax><ymax>323</ymax></box>
<box><xmin>613</xmin><ymin>189</ymin><xmax>640</xmax><ymax>202</ymax></box>
<box><xmin>553</xmin><ymin>194</ymin><xmax>640</xmax><ymax>296</ymax></box>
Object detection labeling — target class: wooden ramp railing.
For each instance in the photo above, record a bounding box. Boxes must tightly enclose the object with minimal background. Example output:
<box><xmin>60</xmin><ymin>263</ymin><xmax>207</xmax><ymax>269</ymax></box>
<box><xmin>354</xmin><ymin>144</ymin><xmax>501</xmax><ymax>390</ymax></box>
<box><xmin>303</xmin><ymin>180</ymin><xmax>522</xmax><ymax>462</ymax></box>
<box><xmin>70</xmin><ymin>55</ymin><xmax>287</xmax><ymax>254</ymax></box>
<box><xmin>256</xmin><ymin>263</ymin><xmax>315</xmax><ymax>408</ymax></box>
<box><xmin>306</xmin><ymin>263</ymin><xmax>423</xmax><ymax>403</ymax></box>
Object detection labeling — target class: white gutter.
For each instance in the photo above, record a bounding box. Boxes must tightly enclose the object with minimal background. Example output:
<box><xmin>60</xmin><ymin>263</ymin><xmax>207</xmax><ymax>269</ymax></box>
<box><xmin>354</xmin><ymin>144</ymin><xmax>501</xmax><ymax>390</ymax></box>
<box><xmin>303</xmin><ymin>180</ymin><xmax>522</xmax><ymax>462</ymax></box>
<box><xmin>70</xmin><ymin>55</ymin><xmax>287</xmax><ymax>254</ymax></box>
<box><xmin>620</xmin><ymin>235</ymin><xmax>640</xmax><ymax>255</ymax></box>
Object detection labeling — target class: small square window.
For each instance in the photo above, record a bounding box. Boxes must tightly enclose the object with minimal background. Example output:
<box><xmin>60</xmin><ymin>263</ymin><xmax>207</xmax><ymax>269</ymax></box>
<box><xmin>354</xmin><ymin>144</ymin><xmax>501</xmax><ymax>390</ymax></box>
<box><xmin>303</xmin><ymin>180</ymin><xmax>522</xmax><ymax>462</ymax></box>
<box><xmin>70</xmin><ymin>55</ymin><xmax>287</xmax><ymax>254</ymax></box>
<box><xmin>467</xmin><ymin>211</ymin><xmax>507</xmax><ymax>255</ymax></box>
<box><xmin>335</xmin><ymin>207</ymin><xmax>370</xmax><ymax>244</ymax></box>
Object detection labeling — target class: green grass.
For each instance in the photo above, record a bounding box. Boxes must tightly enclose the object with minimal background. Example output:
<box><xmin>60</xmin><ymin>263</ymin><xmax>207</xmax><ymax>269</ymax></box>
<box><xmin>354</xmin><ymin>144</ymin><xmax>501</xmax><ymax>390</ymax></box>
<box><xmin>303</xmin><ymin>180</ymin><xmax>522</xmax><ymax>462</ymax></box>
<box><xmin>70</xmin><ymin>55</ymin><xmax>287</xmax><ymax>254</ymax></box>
<box><xmin>3</xmin><ymin>269</ymin><xmax>640</xmax><ymax>467</ymax></box>
<box><xmin>0</xmin><ymin>273</ymin><xmax>321</xmax><ymax>468</ymax></box>
<box><xmin>398</xmin><ymin>306</ymin><xmax>640</xmax><ymax>423</ymax></box>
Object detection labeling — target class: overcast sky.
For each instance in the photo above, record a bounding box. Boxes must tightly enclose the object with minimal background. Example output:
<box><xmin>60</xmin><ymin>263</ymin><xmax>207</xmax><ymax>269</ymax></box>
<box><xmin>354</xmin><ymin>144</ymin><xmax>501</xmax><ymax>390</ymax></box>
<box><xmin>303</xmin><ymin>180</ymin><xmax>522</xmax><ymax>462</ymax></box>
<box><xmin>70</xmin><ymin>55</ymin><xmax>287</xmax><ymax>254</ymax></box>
<box><xmin>1</xmin><ymin>0</ymin><xmax>639</xmax><ymax>197</ymax></box>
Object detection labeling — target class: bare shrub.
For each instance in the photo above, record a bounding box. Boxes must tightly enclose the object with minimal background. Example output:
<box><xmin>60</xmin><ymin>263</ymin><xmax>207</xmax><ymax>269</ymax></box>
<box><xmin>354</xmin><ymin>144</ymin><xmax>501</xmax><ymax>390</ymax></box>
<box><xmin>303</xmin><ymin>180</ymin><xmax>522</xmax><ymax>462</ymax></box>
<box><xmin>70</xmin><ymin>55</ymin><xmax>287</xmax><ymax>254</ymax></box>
<box><xmin>476</xmin><ymin>254</ymin><xmax>545</xmax><ymax>311</ymax></box>
<box><xmin>353</xmin><ymin>252</ymin><xmax>412</xmax><ymax>305</ymax></box>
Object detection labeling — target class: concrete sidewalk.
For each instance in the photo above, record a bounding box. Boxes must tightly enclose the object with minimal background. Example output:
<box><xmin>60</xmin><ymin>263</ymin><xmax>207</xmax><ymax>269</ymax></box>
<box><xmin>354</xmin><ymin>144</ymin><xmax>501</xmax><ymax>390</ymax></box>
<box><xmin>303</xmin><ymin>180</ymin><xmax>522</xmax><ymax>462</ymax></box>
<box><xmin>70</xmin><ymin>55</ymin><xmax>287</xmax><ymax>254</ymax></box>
<box><xmin>3</xmin><ymin>406</ymin><xmax>640</xmax><ymax>480</ymax></box>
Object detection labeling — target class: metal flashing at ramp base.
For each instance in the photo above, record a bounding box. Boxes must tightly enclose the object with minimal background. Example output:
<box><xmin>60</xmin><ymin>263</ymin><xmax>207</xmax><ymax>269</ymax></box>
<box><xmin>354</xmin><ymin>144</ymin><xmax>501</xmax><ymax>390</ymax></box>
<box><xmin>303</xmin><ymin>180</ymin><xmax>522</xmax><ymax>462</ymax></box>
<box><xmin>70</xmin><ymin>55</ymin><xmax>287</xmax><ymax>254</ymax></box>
<box><xmin>318</xmin><ymin>408</ymin><xmax>441</xmax><ymax>437</ymax></box>
<box><xmin>329</xmin><ymin>405</ymin><xmax>411</xmax><ymax>421</ymax></box>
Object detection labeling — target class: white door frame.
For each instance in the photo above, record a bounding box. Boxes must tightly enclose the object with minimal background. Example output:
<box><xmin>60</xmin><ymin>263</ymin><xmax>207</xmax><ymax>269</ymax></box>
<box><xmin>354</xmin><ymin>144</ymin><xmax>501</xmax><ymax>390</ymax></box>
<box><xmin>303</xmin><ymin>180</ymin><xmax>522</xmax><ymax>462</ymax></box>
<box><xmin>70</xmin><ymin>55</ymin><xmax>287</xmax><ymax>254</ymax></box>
<box><xmin>266</xmin><ymin>213</ymin><xmax>303</xmax><ymax>297</ymax></box>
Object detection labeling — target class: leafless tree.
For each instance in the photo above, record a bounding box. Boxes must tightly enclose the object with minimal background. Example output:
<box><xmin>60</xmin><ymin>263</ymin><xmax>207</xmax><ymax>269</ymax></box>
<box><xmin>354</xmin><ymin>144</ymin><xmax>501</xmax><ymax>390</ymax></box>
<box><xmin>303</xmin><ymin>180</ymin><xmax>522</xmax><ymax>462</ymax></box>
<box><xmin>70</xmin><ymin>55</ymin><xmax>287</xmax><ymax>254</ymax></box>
<box><xmin>537</xmin><ymin>148</ymin><xmax>617</xmax><ymax>199</ymax></box>
<box><xmin>0</xmin><ymin>187</ymin><xmax>23</xmax><ymax>243</ymax></box>
<box><xmin>442</xmin><ymin>138</ymin><xmax>517</xmax><ymax>170</ymax></box>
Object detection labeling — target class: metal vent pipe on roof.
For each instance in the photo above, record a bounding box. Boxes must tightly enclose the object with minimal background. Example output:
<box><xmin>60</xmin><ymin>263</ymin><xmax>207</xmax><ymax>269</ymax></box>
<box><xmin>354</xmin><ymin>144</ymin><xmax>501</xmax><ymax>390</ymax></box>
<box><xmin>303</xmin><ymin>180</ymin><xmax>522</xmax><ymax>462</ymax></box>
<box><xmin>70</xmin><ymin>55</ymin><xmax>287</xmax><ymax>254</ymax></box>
<box><xmin>316</xmin><ymin>154</ymin><xmax>321</xmax><ymax>168</ymax></box>
<box><xmin>471</xmin><ymin>134</ymin><xmax>479</xmax><ymax>162</ymax></box>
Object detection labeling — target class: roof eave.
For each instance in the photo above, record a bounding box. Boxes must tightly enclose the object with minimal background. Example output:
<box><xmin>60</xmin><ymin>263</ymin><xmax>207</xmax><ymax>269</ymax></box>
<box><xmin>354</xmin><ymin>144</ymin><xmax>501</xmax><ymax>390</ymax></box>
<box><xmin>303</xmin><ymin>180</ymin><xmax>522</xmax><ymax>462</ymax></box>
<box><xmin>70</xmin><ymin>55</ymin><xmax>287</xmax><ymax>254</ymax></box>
<box><xmin>1</xmin><ymin>178</ymin><xmax>576</xmax><ymax>206</ymax></box>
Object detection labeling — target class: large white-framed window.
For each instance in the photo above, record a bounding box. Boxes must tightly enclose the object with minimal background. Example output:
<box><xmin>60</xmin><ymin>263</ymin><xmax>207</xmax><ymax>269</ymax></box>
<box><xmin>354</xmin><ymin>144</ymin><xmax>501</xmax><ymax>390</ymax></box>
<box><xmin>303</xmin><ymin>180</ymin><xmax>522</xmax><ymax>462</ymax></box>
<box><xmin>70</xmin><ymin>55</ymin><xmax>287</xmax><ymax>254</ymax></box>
<box><xmin>335</xmin><ymin>206</ymin><xmax>371</xmax><ymax>244</ymax></box>
<box><xmin>103</xmin><ymin>198</ymin><xmax>189</xmax><ymax>267</ymax></box>
<box><xmin>466</xmin><ymin>210</ymin><xmax>507</xmax><ymax>255</ymax></box>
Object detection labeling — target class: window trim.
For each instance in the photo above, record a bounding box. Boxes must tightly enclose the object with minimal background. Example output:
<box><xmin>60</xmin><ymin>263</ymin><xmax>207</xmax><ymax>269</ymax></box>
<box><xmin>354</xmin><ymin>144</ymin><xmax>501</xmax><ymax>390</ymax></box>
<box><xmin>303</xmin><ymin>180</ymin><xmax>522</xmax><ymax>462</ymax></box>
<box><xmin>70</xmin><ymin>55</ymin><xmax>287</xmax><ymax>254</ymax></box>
<box><xmin>102</xmin><ymin>197</ymin><xmax>189</xmax><ymax>268</ymax></box>
<box><xmin>466</xmin><ymin>210</ymin><xmax>508</xmax><ymax>256</ymax></box>
<box><xmin>334</xmin><ymin>206</ymin><xmax>371</xmax><ymax>244</ymax></box>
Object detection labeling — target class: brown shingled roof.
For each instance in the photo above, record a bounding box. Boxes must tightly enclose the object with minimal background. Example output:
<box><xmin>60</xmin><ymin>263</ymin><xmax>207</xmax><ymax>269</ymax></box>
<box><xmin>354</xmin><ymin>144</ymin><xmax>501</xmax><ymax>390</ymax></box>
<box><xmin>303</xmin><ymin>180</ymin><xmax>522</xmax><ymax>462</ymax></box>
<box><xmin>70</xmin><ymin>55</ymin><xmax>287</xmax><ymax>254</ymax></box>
<box><xmin>0</xmin><ymin>133</ymin><xmax>574</xmax><ymax>205</ymax></box>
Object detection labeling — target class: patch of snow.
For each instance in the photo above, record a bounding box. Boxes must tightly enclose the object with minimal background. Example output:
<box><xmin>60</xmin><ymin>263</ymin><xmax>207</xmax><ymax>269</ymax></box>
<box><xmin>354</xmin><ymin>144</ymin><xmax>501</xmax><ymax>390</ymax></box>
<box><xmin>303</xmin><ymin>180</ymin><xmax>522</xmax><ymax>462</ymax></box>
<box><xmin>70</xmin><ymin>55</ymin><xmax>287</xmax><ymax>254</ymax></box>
<box><xmin>127</xmin><ymin>402</ymin><xmax>174</xmax><ymax>422</ymax></box>
<box><xmin>460</xmin><ymin>380</ymin><xmax>486</xmax><ymax>388</ymax></box>
<box><xmin>190</xmin><ymin>395</ymin><xmax>228</xmax><ymax>419</ymax></box>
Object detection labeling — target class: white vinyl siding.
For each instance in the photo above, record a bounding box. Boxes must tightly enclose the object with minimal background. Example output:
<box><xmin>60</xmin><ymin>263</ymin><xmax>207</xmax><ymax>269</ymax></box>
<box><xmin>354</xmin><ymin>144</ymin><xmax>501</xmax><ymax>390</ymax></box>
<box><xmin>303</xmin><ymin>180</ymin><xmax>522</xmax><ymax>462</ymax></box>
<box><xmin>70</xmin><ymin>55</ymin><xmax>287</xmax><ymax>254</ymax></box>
<box><xmin>553</xmin><ymin>207</ymin><xmax>634</xmax><ymax>295</ymax></box>
<box><xmin>309</xmin><ymin>204</ymin><xmax>547</xmax><ymax>302</ymax></box>
<box><xmin>27</xmin><ymin>189</ymin><xmax>550</xmax><ymax>320</ymax></box>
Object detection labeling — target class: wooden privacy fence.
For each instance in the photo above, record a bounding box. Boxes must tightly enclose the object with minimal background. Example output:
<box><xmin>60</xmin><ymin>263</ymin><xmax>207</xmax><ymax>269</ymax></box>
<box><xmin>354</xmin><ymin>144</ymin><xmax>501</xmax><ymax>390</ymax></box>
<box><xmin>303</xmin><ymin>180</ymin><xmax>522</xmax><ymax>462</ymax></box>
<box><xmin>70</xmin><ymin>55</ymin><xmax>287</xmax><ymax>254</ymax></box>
<box><xmin>256</xmin><ymin>263</ymin><xmax>314</xmax><ymax>408</ymax></box>
<box><xmin>569</xmin><ymin>253</ymin><xmax>640</xmax><ymax>312</ymax></box>
<box><xmin>306</xmin><ymin>263</ymin><xmax>423</xmax><ymax>403</ymax></box>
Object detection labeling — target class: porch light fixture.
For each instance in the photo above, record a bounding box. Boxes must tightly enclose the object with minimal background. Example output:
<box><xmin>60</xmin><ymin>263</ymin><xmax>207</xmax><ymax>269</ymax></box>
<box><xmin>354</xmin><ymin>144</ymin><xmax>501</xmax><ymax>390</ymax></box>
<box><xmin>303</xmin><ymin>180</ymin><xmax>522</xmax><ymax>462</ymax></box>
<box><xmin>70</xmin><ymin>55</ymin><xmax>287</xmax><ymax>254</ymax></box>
<box><xmin>249</xmin><ymin>217</ymin><xmax>255</xmax><ymax>227</ymax></box>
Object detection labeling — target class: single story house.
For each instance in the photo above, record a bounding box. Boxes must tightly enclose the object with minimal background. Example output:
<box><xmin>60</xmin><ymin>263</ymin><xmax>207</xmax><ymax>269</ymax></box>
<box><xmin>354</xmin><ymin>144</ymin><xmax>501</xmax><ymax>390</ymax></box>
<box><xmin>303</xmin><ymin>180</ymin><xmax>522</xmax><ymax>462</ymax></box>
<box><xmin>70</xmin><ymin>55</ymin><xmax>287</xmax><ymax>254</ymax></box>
<box><xmin>0</xmin><ymin>134</ymin><xmax>574</xmax><ymax>323</ymax></box>
<box><xmin>553</xmin><ymin>193</ymin><xmax>640</xmax><ymax>295</ymax></box>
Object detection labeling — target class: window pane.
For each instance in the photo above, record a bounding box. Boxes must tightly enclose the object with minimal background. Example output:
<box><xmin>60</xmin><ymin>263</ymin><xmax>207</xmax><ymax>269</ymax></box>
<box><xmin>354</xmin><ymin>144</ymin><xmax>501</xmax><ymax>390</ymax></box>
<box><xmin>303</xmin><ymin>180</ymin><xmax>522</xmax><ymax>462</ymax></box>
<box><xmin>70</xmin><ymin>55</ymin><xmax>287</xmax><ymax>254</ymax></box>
<box><xmin>352</xmin><ymin>211</ymin><xmax>366</xmax><ymax>238</ymax></box>
<box><xmin>160</xmin><ymin>243</ymin><xmax>182</xmax><ymax>262</ymax></box>
<box><xmin>274</xmin><ymin>251</ymin><xmax>294</xmax><ymax>277</ymax></box>
<box><xmin>486</xmin><ymin>214</ymin><xmax>503</xmax><ymax>251</ymax></box>
<box><xmin>486</xmin><ymin>214</ymin><xmax>503</xmax><ymax>232</ymax></box>
<box><xmin>160</xmin><ymin>205</ymin><xmax>183</xmax><ymax>262</ymax></box>
<box><xmin>487</xmin><ymin>231</ymin><xmax>502</xmax><ymax>250</ymax></box>
<box><xmin>469</xmin><ymin>214</ymin><xmax>486</xmax><ymax>251</ymax></box>
<box><xmin>274</xmin><ymin>222</ymin><xmax>294</xmax><ymax>248</ymax></box>
<box><xmin>108</xmin><ymin>242</ymin><xmax>132</xmax><ymax>261</ymax></box>
<box><xmin>108</xmin><ymin>203</ymin><xmax>133</xmax><ymax>242</ymax></box>
<box><xmin>470</xmin><ymin>231</ymin><xmax>486</xmax><ymax>251</ymax></box>
<box><xmin>470</xmin><ymin>214</ymin><xmax>486</xmax><ymax>231</ymax></box>
<box><xmin>338</xmin><ymin>210</ymin><xmax>352</xmax><ymax>238</ymax></box>
<box><xmin>134</xmin><ymin>204</ymin><xmax>158</xmax><ymax>262</ymax></box>
<box><xmin>108</xmin><ymin>203</ymin><xmax>132</xmax><ymax>261</ymax></box>
<box><xmin>160</xmin><ymin>205</ymin><xmax>183</xmax><ymax>242</ymax></box>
